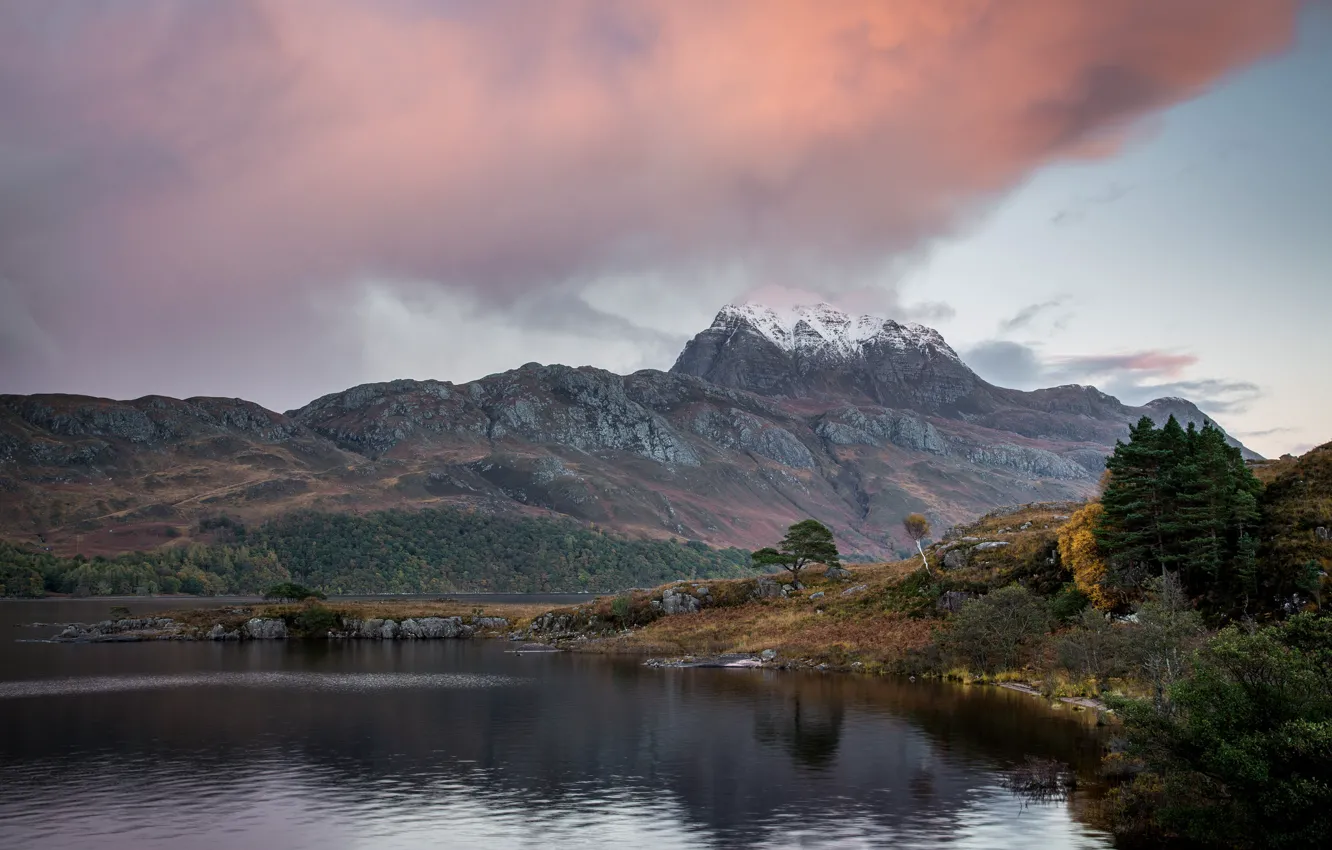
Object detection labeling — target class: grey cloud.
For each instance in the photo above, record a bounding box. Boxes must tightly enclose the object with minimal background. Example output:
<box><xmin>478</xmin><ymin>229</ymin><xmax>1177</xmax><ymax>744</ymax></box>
<box><xmin>1000</xmin><ymin>298</ymin><xmax>1066</xmax><ymax>332</ymax></box>
<box><xmin>961</xmin><ymin>340</ymin><xmax>1047</xmax><ymax>387</ymax></box>
<box><xmin>1050</xmin><ymin>182</ymin><xmax>1132</xmax><ymax>226</ymax></box>
<box><xmin>962</xmin><ymin>338</ymin><xmax>1262</xmax><ymax>416</ymax></box>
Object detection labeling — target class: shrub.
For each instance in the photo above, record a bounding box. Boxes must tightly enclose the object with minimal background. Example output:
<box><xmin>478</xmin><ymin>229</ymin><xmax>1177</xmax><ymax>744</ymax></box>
<box><xmin>610</xmin><ymin>594</ymin><xmax>632</xmax><ymax>624</ymax></box>
<box><xmin>290</xmin><ymin>601</ymin><xmax>340</xmax><ymax>637</ymax></box>
<box><xmin>938</xmin><ymin>584</ymin><xmax>1050</xmax><ymax>674</ymax></box>
<box><xmin>1049</xmin><ymin>584</ymin><xmax>1091</xmax><ymax>622</ymax></box>
<box><xmin>263</xmin><ymin>582</ymin><xmax>325</xmax><ymax>603</ymax></box>
<box><xmin>1056</xmin><ymin>608</ymin><xmax>1128</xmax><ymax>682</ymax></box>
<box><xmin>1105</xmin><ymin>613</ymin><xmax>1332</xmax><ymax>847</ymax></box>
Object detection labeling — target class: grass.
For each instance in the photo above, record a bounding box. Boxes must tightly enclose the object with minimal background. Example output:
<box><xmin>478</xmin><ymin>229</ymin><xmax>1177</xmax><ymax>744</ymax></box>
<box><xmin>557</xmin><ymin>502</ymin><xmax>1090</xmax><ymax>675</ymax></box>
<box><xmin>160</xmin><ymin>597</ymin><xmax>551</xmax><ymax>632</ymax></box>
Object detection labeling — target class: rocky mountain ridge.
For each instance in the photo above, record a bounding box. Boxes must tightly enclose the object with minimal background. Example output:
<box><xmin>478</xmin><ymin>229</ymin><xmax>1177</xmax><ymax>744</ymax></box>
<box><xmin>0</xmin><ymin>304</ymin><xmax>1257</xmax><ymax>559</ymax></box>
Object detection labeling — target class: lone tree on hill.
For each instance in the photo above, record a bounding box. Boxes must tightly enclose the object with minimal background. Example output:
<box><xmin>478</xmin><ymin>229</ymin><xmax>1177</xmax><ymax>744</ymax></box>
<box><xmin>753</xmin><ymin>520</ymin><xmax>841</xmax><ymax>586</ymax></box>
<box><xmin>903</xmin><ymin>513</ymin><xmax>931</xmax><ymax>574</ymax></box>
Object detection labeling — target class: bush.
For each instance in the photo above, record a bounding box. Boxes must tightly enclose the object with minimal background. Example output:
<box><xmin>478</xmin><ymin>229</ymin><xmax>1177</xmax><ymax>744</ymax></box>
<box><xmin>1048</xmin><ymin>584</ymin><xmax>1091</xmax><ymax>622</ymax></box>
<box><xmin>610</xmin><ymin>594</ymin><xmax>632</xmax><ymax>624</ymax></box>
<box><xmin>1105</xmin><ymin>613</ymin><xmax>1332</xmax><ymax>847</ymax></box>
<box><xmin>290</xmin><ymin>601</ymin><xmax>340</xmax><ymax>637</ymax></box>
<box><xmin>1056</xmin><ymin>608</ymin><xmax>1129</xmax><ymax>682</ymax></box>
<box><xmin>263</xmin><ymin>582</ymin><xmax>325</xmax><ymax>603</ymax></box>
<box><xmin>938</xmin><ymin>584</ymin><xmax>1050</xmax><ymax>674</ymax></box>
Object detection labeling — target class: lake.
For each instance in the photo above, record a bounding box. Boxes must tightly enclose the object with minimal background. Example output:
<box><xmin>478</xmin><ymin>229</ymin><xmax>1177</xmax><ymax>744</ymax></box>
<box><xmin>1</xmin><ymin>598</ymin><xmax>1114</xmax><ymax>849</ymax></box>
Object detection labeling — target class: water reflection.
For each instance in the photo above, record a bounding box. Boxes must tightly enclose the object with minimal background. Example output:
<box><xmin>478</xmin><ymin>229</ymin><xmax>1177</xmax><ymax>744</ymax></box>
<box><xmin>0</xmin><ymin>600</ymin><xmax>1112</xmax><ymax>849</ymax></box>
<box><xmin>753</xmin><ymin>685</ymin><xmax>845</xmax><ymax>769</ymax></box>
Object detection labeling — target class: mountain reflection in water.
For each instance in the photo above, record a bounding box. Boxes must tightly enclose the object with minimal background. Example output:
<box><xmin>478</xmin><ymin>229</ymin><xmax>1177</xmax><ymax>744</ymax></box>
<box><xmin>0</xmin><ymin>599</ymin><xmax>1112</xmax><ymax>849</ymax></box>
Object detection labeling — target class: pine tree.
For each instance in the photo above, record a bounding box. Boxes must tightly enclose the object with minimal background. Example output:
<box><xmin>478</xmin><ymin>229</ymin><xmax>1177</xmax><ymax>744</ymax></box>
<box><xmin>1097</xmin><ymin>416</ymin><xmax>1178</xmax><ymax>588</ymax></box>
<box><xmin>1097</xmin><ymin>415</ymin><xmax>1265</xmax><ymax>612</ymax></box>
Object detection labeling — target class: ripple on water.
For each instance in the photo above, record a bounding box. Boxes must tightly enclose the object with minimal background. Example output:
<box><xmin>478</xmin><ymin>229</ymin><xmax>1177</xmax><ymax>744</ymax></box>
<box><xmin>0</xmin><ymin>671</ymin><xmax>527</xmax><ymax>699</ymax></box>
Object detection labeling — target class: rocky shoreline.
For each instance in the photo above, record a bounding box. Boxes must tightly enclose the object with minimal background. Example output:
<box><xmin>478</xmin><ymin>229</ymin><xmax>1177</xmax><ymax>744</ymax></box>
<box><xmin>45</xmin><ymin>614</ymin><xmax>511</xmax><ymax>643</ymax></box>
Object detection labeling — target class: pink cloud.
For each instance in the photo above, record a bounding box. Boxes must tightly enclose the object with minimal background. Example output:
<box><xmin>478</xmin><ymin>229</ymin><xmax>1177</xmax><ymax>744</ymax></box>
<box><xmin>0</xmin><ymin>0</ymin><xmax>1302</xmax><ymax>400</ymax></box>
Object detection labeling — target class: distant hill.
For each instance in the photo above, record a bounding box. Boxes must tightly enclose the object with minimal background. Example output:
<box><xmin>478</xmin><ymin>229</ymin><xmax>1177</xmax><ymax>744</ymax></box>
<box><xmin>1</xmin><ymin>302</ymin><xmax>1259</xmax><ymax>562</ymax></box>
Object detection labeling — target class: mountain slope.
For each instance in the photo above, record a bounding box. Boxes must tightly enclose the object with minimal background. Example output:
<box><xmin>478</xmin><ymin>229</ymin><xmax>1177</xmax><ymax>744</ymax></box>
<box><xmin>0</xmin><ymin>303</ymin><xmax>1259</xmax><ymax>560</ymax></box>
<box><xmin>673</xmin><ymin>303</ymin><xmax>1259</xmax><ymax>457</ymax></box>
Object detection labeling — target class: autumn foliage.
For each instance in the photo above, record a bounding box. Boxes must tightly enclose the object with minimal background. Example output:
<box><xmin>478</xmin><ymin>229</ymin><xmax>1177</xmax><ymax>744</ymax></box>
<box><xmin>1057</xmin><ymin>502</ymin><xmax>1121</xmax><ymax>611</ymax></box>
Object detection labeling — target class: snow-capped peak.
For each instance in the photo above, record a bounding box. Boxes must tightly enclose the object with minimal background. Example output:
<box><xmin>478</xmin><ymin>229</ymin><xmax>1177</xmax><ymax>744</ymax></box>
<box><xmin>714</xmin><ymin>302</ymin><xmax>960</xmax><ymax>361</ymax></box>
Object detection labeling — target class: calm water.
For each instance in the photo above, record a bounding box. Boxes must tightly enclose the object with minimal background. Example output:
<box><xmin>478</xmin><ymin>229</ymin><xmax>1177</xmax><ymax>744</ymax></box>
<box><xmin>1</xmin><ymin>598</ymin><xmax>1114</xmax><ymax>849</ymax></box>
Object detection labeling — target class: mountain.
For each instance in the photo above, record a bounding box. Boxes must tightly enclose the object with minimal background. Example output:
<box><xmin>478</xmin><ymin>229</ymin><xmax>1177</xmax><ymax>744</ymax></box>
<box><xmin>0</xmin><ymin>303</ymin><xmax>1258</xmax><ymax>560</ymax></box>
<box><xmin>673</xmin><ymin>303</ymin><xmax>1259</xmax><ymax>456</ymax></box>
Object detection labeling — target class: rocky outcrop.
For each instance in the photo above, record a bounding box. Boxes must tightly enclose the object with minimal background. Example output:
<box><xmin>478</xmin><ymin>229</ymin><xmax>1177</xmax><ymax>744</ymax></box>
<box><xmin>814</xmin><ymin>407</ymin><xmax>946</xmax><ymax>455</ymax></box>
<box><xmin>964</xmin><ymin>444</ymin><xmax>1091</xmax><ymax>480</ymax></box>
<box><xmin>690</xmin><ymin>408</ymin><xmax>815</xmax><ymax>468</ymax></box>
<box><xmin>660</xmin><ymin>587</ymin><xmax>702</xmax><ymax>615</ymax></box>
<box><xmin>243</xmin><ymin>618</ymin><xmax>288</xmax><ymax>639</ymax></box>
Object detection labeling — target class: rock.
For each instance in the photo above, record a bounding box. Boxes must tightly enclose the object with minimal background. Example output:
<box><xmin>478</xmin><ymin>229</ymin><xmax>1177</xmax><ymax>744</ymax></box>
<box><xmin>937</xmin><ymin>591</ymin><xmax>975</xmax><ymax>613</ymax></box>
<box><xmin>660</xmin><ymin>588</ymin><xmax>702</xmax><ymax>615</ymax></box>
<box><xmin>752</xmin><ymin>577</ymin><xmax>785</xmax><ymax>599</ymax></box>
<box><xmin>840</xmin><ymin>583</ymin><xmax>869</xmax><ymax>597</ymax></box>
<box><xmin>974</xmin><ymin>541</ymin><xmax>1011</xmax><ymax>551</ymax></box>
<box><xmin>380</xmin><ymin>619</ymin><xmax>399</xmax><ymax>640</ymax></box>
<box><xmin>1317</xmin><ymin>527</ymin><xmax>1329</xmax><ymax>542</ymax></box>
<box><xmin>823</xmin><ymin>564</ymin><xmax>854</xmax><ymax>580</ymax></box>
<box><xmin>760</xmin><ymin>649</ymin><xmax>778</xmax><ymax>662</ymax></box>
<box><xmin>809</xmin><ymin>591</ymin><xmax>825</xmax><ymax>600</ymax></box>
<box><xmin>942</xmin><ymin>548</ymin><xmax>968</xmax><ymax>570</ymax></box>
<box><xmin>472</xmin><ymin>617</ymin><xmax>509</xmax><ymax>630</ymax></box>
<box><xmin>243</xmin><ymin>618</ymin><xmax>287</xmax><ymax>640</ymax></box>
<box><xmin>206</xmin><ymin>623</ymin><xmax>241</xmax><ymax>641</ymax></box>
<box><xmin>398</xmin><ymin>618</ymin><xmax>423</xmax><ymax>638</ymax></box>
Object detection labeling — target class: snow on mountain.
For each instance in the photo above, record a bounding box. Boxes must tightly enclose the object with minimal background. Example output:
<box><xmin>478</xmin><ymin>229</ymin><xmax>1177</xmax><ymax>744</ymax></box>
<box><xmin>715</xmin><ymin>302</ymin><xmax>960</xmax><ymax>361</ymax></box>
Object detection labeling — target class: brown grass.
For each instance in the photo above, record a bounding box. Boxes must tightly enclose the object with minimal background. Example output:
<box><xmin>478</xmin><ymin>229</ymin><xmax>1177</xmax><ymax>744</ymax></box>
<box><xmin>161</xmin><ymin>597</ymin><xmax>550</xmax><ymax>630</ymax></box>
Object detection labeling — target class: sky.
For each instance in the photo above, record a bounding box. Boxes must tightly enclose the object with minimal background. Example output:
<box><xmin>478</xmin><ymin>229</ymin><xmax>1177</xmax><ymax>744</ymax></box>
<box><xmin>0</xmin><ymin>0</ymin><xmax>1328</xmax><ymax>458</ymax></box>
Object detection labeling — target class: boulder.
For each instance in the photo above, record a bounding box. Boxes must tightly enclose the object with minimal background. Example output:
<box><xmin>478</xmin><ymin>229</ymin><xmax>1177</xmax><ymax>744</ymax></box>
<box><xmin>753</xmin><ymin>577</ymin><xmax>785</xmax><ymax>599</ymax></box>
<box><xmin>419</xmin><ymin>616</ymin><xmax>465</xmax><ymax>638</ymax></box>
<box><xmin>809</xmin><ymin>591</ymin><xmax>826</xmax><ymax>600</ymax></box>
<box><xmin>840</xmin><ymin>583</ymin><xmax>869</xmax><ymax>597</ymax></box>
<box><xmin>759</xmin><ymin>649</ymin><xmax>778</xmax><ymax>662</ymax></box>
<box><xmin>243</xmin><ymin>618</ymin><xmax>287</xmax><ymax>640</ymax></box>
<box><xmin>937</xmin><ymin>591</ymin><xmax>975</xmax><ymax>613</ymax></box>
<box><xmin>974</xmin><ymin>541</ymin><xmax>1011</xmax><ymax>551</ymax></box>
<box><xmin>660</xmin><ymin>588</ymin><xmax>701</xmax><ymax>615</ymax></box>
<box><xmin>942</xmin><ymin>548</ymin><xmax>968</xmax><ymax>570</ymax></box>
<box><xmin>398</xmin><ymin>618</ymin><xmax>423</xmax><ymax>639</ymax></box>
<box><xmin>823</xmin><ymin>565</ymin><xmax>854</xmax><ymax>580</ymax></box>
<box><xmin>472</xmin><ymin>617</ymin><xmax>509</xmax><ymax>630</ymax></box>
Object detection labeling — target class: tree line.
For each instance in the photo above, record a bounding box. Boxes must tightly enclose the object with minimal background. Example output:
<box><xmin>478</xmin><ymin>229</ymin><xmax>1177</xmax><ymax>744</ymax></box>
<box><xmin>0</xmin><ymin>507</ymin><xmax>754</xmax><ymax>597</ymax></box>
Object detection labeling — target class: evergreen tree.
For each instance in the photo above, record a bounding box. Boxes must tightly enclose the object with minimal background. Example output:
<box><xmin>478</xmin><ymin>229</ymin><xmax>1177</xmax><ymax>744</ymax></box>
<box><xmin>1096</xmin><ymin>416</ymin><xmax>1265</xmax><ymax>613</ymax></box>
<box><xmin>1097</xmin><ymin>416</ymin><xmax>1179</xmax><ymax>587</ymax></box>
<box><xmin>753</xmin><ymin>519</ymin><xmax>841</xmax><ymax>585</ymax></box>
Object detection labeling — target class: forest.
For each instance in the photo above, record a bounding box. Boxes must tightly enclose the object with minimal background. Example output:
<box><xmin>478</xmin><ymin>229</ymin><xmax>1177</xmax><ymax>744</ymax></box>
<box><xmin>0</xmin><ymin>507</ymin><xmax>754</xmax><ymax>596</ymax></box>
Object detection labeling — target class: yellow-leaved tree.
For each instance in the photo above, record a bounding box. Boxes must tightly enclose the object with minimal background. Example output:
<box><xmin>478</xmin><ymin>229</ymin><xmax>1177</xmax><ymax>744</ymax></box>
<box><xmin>1056</xmin><ymin>502</ymin><xmax>1121</xmax><ymax>611</ymax></box>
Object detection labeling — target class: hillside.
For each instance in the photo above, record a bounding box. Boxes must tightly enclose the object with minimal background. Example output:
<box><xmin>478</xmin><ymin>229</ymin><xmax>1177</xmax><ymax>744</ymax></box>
<box><xmin>0</xmin><ymin>303</ymin><xmax>1257</xmax><ymax>561</ymax></box>
<box><xmin>0</xmin><ymin>506</ymin><xmax>754</xmax><ymax>596</ymax></box>
<box><xmin>1252</xmin><ymin>441</ymin><xmax>1332</xmax><ymax>582</ymax></box>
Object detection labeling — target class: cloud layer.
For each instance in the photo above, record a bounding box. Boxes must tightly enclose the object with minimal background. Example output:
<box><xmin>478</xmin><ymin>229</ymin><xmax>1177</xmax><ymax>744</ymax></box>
<box><xmin>0</xmin><ymin>0</ymin><xmax>1301</xmax><ymax>406</ymax></box>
